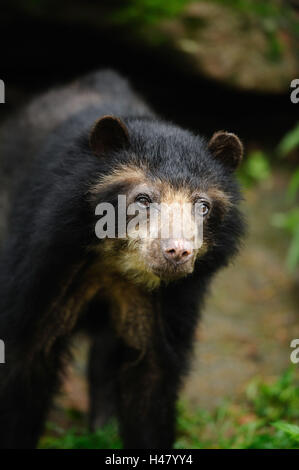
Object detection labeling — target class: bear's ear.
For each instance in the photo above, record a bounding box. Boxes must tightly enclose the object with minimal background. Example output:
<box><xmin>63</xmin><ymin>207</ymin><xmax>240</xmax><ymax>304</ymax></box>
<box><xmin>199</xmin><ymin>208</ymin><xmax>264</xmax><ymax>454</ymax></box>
<box><xmin>208</xmin><ymin>131</ymin><xmax>243</xmax><ymax>171</ymax></box>
<box><xmin>89</xmin><ymin>115</ymin><xmax>129</xmax><ymax>157</ymax></box>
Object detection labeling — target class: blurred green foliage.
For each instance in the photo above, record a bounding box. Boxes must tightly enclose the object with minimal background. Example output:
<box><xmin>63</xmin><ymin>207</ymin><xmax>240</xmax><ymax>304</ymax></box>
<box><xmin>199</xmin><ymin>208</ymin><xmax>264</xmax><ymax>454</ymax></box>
<box><xmin>240</xmin><ymin>123</ymin><xmax>299</xmax><ymax>272</ymax></box>
<box><xmin>273</xmin><ymin>207</ymin><xmax>299</xmax><ymax>272</ymax></box>
<box><xmin>238</xmin><ymin>150</ymin><xmax>271</xmax><ymax>187</ymax></box>
<box><xmin>216</xmin><ymin>0</ymin><xmax>294</xmax><ymax>18</ymax></box>
<box><xmin>111</xmin><ymin>0</ymin><xmax>190</xmax><ymax>25</ymax></box>
<box><xmin>10</xmin><ymin>0</ymin><xmax>299</xmax><ymax>68</ymax></box>
<box><xmin>110</xmin><ymin>0</ymin><xmax>298</xmax><ymax>60</ymax></box>
<box><xmin>273</xmin><ymin>422</ymin><xmax>299</xmax><ymax>443</ymax></box>
<box><xmin>176</xmin><ymin>368</ymin><xmax>299</xmax><ymax>449</ymax></box>
<box><xmin>273</xmin><ymin>123</ymin><xmax>299</xmax><ymax>271</ymax></box>
<box><xmin>278</xmin><ymin>123</ymin><xmax>299</xmax><ymax>157</ymax></box>
<box><xmin>213</xmin><ymin>1</ymin><xmax>298</xmax><ymax>60</ymax></box>
<box><xmin>111</xmin><ymin>0</ymin><xmax>298</xmax><ymax>25</ymax></box>
<box><xmin>40</xmin><ymin>369</ymin><xmax>299</xmax><ymax>449</ymax></box>
<box><xmin>39</xmin><ymin>421</ymin><xmax>122</xmax><ymax>449</ymax></box>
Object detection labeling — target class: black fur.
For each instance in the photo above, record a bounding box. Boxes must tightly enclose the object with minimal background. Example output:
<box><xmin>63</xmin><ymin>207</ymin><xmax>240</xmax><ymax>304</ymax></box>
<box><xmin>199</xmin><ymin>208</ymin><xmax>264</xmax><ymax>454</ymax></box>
<box><xmin>0</xmin><ymin>70</ymin><xmax>245</xmax><ymax>449</ymax></box>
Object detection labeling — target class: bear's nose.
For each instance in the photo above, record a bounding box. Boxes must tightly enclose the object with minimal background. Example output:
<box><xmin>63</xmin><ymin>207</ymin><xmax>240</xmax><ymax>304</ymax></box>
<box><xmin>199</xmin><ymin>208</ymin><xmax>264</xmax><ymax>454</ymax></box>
<box><xmin>162</xmin><ymin>239</ymin><xmax>193</xmax><ymax>265</ymax></box>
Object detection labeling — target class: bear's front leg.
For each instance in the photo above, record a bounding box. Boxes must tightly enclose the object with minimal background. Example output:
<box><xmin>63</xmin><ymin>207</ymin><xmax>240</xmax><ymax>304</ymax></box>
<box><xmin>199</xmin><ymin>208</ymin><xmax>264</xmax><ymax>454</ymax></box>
<box><xmin>116</xmin><ymin>345</ymin><xmax>179</xmax><ymax>449</ymax></box>
<box><xmin>104</xmin><ymin>278</ymin><xmax>200</xmax><ymax>449</ymax></box>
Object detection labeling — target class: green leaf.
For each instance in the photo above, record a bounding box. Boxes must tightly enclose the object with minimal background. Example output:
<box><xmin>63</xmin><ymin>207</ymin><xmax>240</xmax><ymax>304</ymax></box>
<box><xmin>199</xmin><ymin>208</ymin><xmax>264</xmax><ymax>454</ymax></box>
<box><xmin>247</xmin><ymin>151</ymin><xmax>271</xmax><ymax>180</ymax></box>
<box><xmin>287</xmin><ymin>169</ymin><xmax>299</xmax><ymax>202</ymax></box>
<box><xmin>239</xmin><ymin>150</ymin><xmax>271</xmax><ymax>186</ymax></box>
<box><xmin>272</xmin><ymin>209</ymin><xmax>299</xmax><ymax>232</ymax></box>
<box><xmin>278</xmin><ymin>123</ymin><xmax>299</xmax><ymax>156</ymax></box>
<box><xmin>286</xmin><ymin>223</ymin><xmax>299</xmax><ymax>271</ymax></box>
<box><xmin>273</xmin><ymin>422</ymin><xmax>299</xmax><ymax>441</ymax></box>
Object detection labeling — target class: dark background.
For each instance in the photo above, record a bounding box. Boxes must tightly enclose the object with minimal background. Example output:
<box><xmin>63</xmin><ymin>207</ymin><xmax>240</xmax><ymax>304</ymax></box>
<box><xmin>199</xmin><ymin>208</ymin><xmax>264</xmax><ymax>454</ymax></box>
<box><xmin>0</xmin><ymin>1</ymin><xmax>298</xmax><ymax>147</ymax></box>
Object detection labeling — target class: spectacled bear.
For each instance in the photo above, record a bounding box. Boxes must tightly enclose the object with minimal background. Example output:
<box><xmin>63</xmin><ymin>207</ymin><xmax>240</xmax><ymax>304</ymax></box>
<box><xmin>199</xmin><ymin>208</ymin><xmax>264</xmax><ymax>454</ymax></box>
<box><xmin>0</xmin><ymin>70</ymin><xmax>245</xmax><ymax>449</ymax></box>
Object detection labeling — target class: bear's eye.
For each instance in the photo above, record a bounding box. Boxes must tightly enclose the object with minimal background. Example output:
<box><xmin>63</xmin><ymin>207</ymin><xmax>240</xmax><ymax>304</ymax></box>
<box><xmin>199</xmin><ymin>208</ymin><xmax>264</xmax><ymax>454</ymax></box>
<box><xmin>195</xmin><ymin>200</ymin><xmax>210</xmax><ymax>217</ymax></box>
<box><xmin>135</xmin><ymin>194</ymin><xmax>152</xmax><ymax>208</ymax></box>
